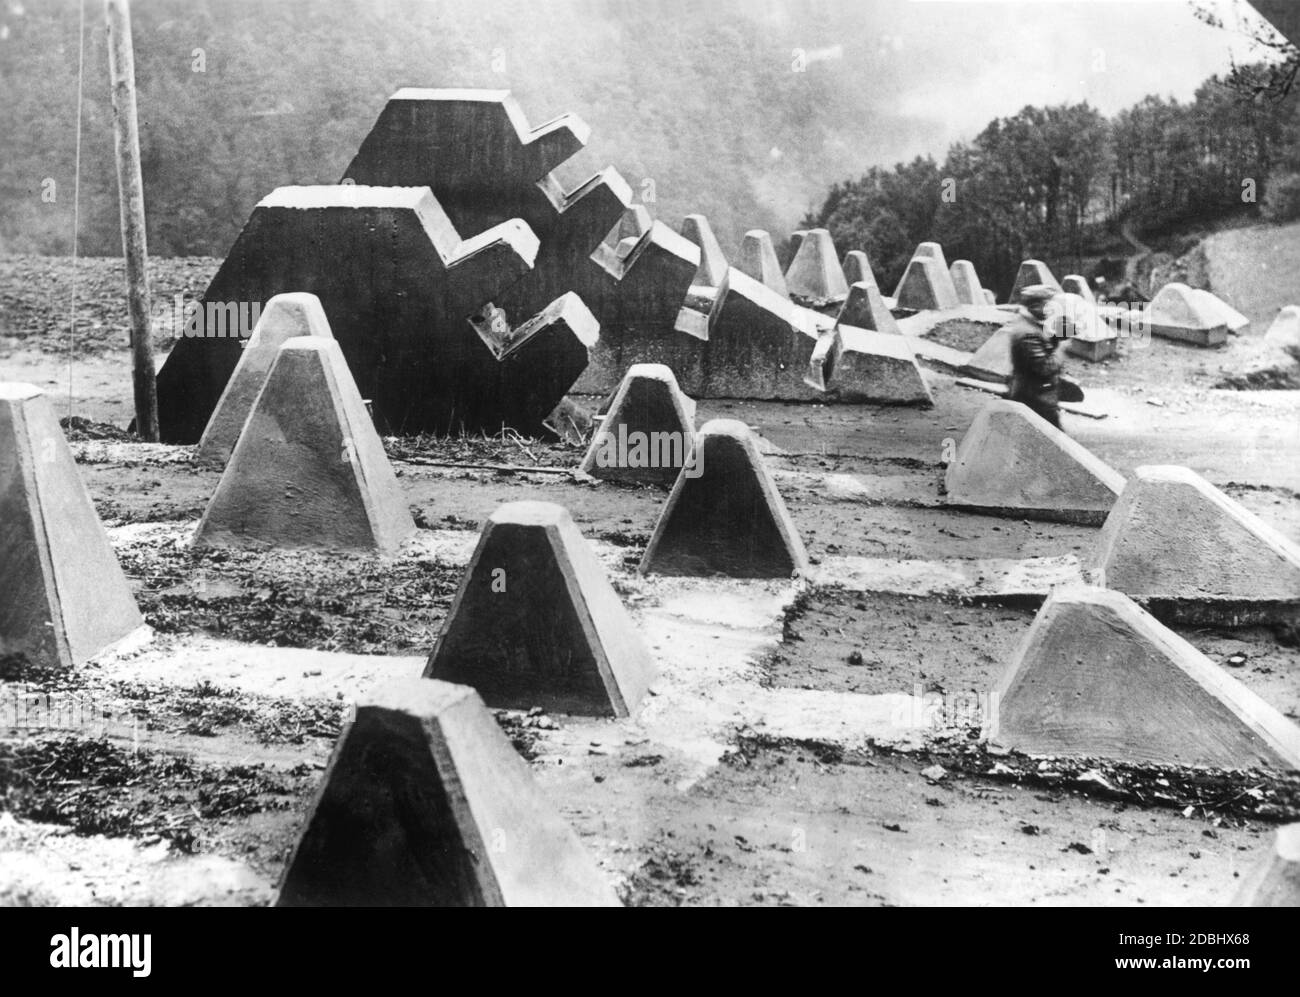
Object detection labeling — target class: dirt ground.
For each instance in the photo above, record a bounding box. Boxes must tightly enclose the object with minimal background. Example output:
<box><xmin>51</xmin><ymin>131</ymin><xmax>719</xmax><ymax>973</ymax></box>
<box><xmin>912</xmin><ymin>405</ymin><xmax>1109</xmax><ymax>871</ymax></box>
<box><xmin>1</xmin><ymin>253</ymin><xmax>1299</xmax><ymax>907</ymax></box>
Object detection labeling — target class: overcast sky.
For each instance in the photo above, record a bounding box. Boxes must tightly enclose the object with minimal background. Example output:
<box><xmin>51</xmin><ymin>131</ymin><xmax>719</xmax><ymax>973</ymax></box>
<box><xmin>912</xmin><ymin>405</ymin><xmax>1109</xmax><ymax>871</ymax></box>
<box><xmin>793</xmin><ymin>0</ymin><xmax>1284</xmax><ymax>166</ymax></box>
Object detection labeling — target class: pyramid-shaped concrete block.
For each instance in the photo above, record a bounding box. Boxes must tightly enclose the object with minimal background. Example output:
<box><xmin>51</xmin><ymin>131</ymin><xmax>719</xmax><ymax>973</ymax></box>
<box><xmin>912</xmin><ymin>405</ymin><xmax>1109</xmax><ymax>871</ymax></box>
<box><xmin>989</xmin><ymin>585</ymin><xmax>1300</xmax><ymax>770</ymax></box>
<box><xmin>679</xmin><ymin>214</ymin><xmax>729</xmax><ymax>289</ymax></box>
<box><xmin>194</xmin><ymin>338</ymin><xmax>415</xmax><ymax>554</ymax></box>
<box><xmin>580</xmin><ymin>364</ymin><xmax>696</xmax><ymax>485</ymax></box>
<box><xmin>835</xmin><ymin>280</ymin><xmax>901</xmax><ymax>335</ymax></box>
<box><xmin>1193</xmin><ymin>288</ymin><xmax>1248</xmax><ymax>332</ymax></box>
<box><xmin>1148</xmin><ymin>283</ymin><xmax>1229</xmax><ymax>346</ymax></box>
<box><xmin>276</xmin><ymin>678</ymin><xmax>620</xmax><ymax>907</ymax></box>
<box><xmin>982</xmin><ymin>288</ymin><xmax>997</xmax><ymax>306</ymax></box>
<box><xmin>1234</xmin><ymin>824</ymin><xmax>1300</xmax><ymax>907</ymax></box>
<box><xmin>911</xmin><ymin>242</ymin><xmax>960</xmax><ymax>303</ymax></box>
<box><xmin>1265</xmin><ymin>305</ymin><xmax>1300</xmax><ymax>356</ymax></box>
<box><xmin>945</xmin><ymin>400</ymin><xmax>1124</xmax><ymax>523</ymax></box>
<box><xmin>737</xmin><ymin>230</ymin><xmax>789</xmax><ymax>297</ymax></box>
<box><xmin>813</xmin><ymin>326</ymin><xmax>933</xmax><ymax>405</ymax></box>
<box><xmin>892</xmin><ymin>256</ymin><xmax>960</xmax><ymax>311</ymax></box>
<box><xmin>841</xmin><ymin>250</ymin><xmax>876</xmax><ymax>290</ymax></box>
<box><xmin>949</xmin><ymin>260</ymin><xmax>985</xmax><ymax>306</ymax></box>
<box><xmin>1051</xmin><ymin>292</ymin><xmax>1116</xmax><ymax>362</ymax></box>
<box><xmin>196</xmin><ymin>293</ymin><xmax>335</xmax><ymax>468</ymax></box>
<box><xmin>785</xmin><ymin>228</ymin><xmax>849</xmax><ymax>308</ymax></box>
<box><xmin>1008</xmin><ymin>259</ymin><xmax>1063</xmax><ymax>305</ymax></box>
<box><xmin>640</xmin><ymin>419</ymin><xmax>808</xmax><ymax>578</ymax></box>
<box><xmin>1061</xmin><ymin>274</ymin><xmax>1095</xmax><ymax>304</ymax></box>
<box><xmin>1090</xmin><ymin>466</ymin><xmax>1300</xmax><ymax>620</ymax></box>
<box><xmin>425</xmin><ymin>502</ymin><xmax>656</xmax><ymax>717</ymax></box>
<box><xmin>0</xmin><ymin>384</ymin><xmax>143</xmax><ymax>670</ymax></box>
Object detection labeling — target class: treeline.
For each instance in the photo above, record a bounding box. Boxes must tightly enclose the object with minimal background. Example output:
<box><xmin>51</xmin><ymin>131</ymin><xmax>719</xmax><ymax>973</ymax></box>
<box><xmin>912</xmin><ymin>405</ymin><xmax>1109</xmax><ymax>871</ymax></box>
<box><xmin>804</xmin><ymin>66</ymin><xmax>1293</xmax><ymax>297</ymax></box>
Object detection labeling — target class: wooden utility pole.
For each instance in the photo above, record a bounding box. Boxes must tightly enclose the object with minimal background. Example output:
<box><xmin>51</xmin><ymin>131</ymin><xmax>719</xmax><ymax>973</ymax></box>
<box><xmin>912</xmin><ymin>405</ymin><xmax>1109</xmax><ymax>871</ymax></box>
<box><xmin>105</xmin><ymin>0</ymin><xmax>158</xmax><ymax>440</ymax></box>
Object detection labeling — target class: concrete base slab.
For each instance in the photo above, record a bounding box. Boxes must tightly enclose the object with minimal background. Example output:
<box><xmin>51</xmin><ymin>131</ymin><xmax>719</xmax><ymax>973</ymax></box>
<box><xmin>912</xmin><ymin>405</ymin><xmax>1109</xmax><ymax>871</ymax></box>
<box><xmin>641</xmin><ymin>419</ymin><xmax>809</xmax><ymax>578</ymax></box>
<box><xmin>194</xmin><ymin>338</ymin><xmax>415</xmax><ymax>554</ymax></box>
<box><xmin>1150</xmin><ymin>322</ymin><xmax>1229</xmax><ymax>347</ymax></box>
<box><xmin>1091</xmin><ymin>465</ymin><xmax>1300</xmax><ymax>616</ymax></box>
<box><xmin>0</xmin><ymin>384</ymin><xmax>143</xmax><ymax>670</ymax></box>
<box><xmin>275</xmin><ymin>678</ymin><xmax>620</xmax><ymax>906</ymax></box>
<box><xmin>425</xmin><ymin>501</ymin><xmax>657</xmax><ymax>717</ymax></box>
<box><xmin>944</xmin><ymin>399</ymin><xmax>1125</xmax><ymax>524</ymax></box>
<box><xmin>989</xmin><ymin>585</ymin><xmax>1300</xmax><ymax>770</ymax></box>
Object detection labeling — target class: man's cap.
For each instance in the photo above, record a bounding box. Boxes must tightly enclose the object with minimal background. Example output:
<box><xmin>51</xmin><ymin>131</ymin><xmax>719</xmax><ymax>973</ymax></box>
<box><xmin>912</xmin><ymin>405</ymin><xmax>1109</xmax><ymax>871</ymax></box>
<box><xmin>1019</xmin><ymin>284</ymin><xmax>1056</xmax><ymax>303</ymax></box>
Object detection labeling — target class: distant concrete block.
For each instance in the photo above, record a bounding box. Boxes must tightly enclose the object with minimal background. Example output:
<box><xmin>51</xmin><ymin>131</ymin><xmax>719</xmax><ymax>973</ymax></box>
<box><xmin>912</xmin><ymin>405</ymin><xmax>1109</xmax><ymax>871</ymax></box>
<box><xmin>679</xmin><ymin>214</ymin><xmax>729</xmax><ymax>289</ymax></box>
<box><xmin>911</xmin><ymin>242</ymin><xmax>960</xmax><ymax>303</ymax></box>
<box><xmin>944</xmin><ymin>399</ymin><xmax>1124</xmax><ymax>524</ymax></box>
<box><xmin>276</xmin><ymin>678</ymin><xmax>621</xmax><ymax>907</ymax></box>
<box><xmin>785</xmin><ymin>228</ymin><xmax>849</xmax><ymax>308</ymax></box>
<box><xmin>1008</xmin><ymin>260</ymin><xmax>1063</xmax><ymax>305</ymax></box>
<box><xmin>1234</xmin><ymin>824</ymin><xmax>1300</xmax><ymax>906</ymax></box>
<box><xmin>836</xmin><ymin>280</ymin><xmax>901</xmax><ymax>336</ymax></box>
<box><xmin>1148</xmin><ymin>283</ymin><xmax>1229</xmax><ymax>346</ymax></box>
<box><xmin>737</xmin><ymin>230</ymin><xmax>789</xmax><ymax>297</ymax></box>
<box><xmin>812</xmin><ymin>326</ymin><xmax>933</xmax><ymax>406</ymax></box>
<box><xmin>425</xmin><ymin>501</ymin><xmax>656</xmax><ymax>717</ymax></box>
<box><xmin>1091</xmin><ymin>465</ymin><xmax>1300</xmax><ymax>623</ymax></box>
<box><xmin>194</xmin><ymin>338</ymin><xmax>415</xmax><ymax>554</ymax></box>
<box><xmin>196</xmin><ymin>293</ymin><xmax>335</xmax><ymax>469</ymax></box>
<box><xmin>1061</xmin><ymin>274</ymin><xmax>1096</xmax><ymax>304</ymax></box>
<box><xmin>841</xmin><ymin>250</ymin><xmax>877</xmax><ymax>290</ymax></box>
<box><xmin>1264</xmin><ymin>305</ymin><xmax>1300</xmax><ymax>357</ymax></box>
<box><xmin>0</xmin><ymin>384</ymin><xmax>143</xmax><ymax>670</ymax></box>
<box><xmin>1193</xmin><ymin>288</ymin><xmax>1248</xmax><ymax>333</ymax></box>
<box><xmin>949</xmin><ymin>260</ymin><xmax>985</xmax><ymax>306</ymax></box>
<box><xmin>982</xmin><ymin>288</ymin><xmax>997</xmax><ymax>306</ymax></box>
<box><xmin>960</xmin><ymin>324</ymin><xmax>1016</xmax><ymax>382</ymax></box>
<box><xmin>892</xmin><ymin>257</ymin><xmax>960</xmax><ymax>311</ymax></box>
<box><xmin>579</xmin><ymin>363</ymin><xmax>696</xmax><ymax>485</ymax></box>
<box><xmin>1048</xmin><ymin>292</ymin><xmax>1117</xmax><ymax>363</ymax></box>
<box><xmin>640</xmin><ymin>419</ymin><xmax>808</xmax><ymax>578</ymax></box>
<box><xmin>990</xmin><ymin>585</ymin><xmax>1300</xmax><ymax>770</ymax></box>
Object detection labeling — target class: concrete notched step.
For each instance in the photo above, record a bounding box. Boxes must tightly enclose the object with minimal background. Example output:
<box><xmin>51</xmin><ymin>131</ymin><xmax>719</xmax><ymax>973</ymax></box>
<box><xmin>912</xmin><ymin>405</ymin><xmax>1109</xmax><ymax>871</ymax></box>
<box><xmin>949</xmin><ymin>260</ymin><xmax>985</xmax><ymax>306</ymax></box>
<box><xmin>1089</xmin><ymin>465</ymin><xmax>1300</xmax><ymax>625</ymax></box>
<box><xmin>343</xmin><ymin>88</ymin><xmax>630</xmax><ymax>338</ymax></box>
<box><xmin>1008</xmin><ymin>259</ymin><xmax>1063</xmax><ymax>305</ymax></box>
<box><xmin>892</xmin><ymin>256</ymin><xmax>959</xmax><ymax>312</ymax></box>
<box><xmin>944</xmin><ymin>399</ymin><xmax>1124</xmax><ymax>524</ymax></box>
<box><xmin>988</xmin><ymin>585</ymin><xmax>1300</xmax><ymax>771</ymax></box>
<box><xmin>785</xmin><ymin>228</ymin><xmax>849</xmax><ymax>309</ymax></box>
<box><xmin>579</xmin><ymin>363</ymin><xmax>696</xmax><ymax>486</ymax></box>
<box><xmin>194</xmin><ymin>337</ymin><xmax>415</xmax><ymax>554</ymax></box>
<box><xmin>425</xmin><ymin>501</ymin><xmax>656</xmax><ymax>717</ymax></box>
<box><xmin>275</xmin><ymin>678</ymin><xmax>621</xmax><ymax>907</ymax></box>
<box><xmin>196</xmin><ymin>293</ymin><xmax>335</xmax><ymax>469</ymax></box>
<box><xmin>1234</xmin><ymin>823</ymin><xmax>1300</xmax><ymax>906</ymax></box>
<box><xmin>0</xmin><ymin>384</ymin><xmax>144</xmax><ymax>670</ymax></box>
<box><xmin>156</xmin><ymin>185</ymin><xmax>553</xmax><ymax>442</ymax></box>
<box><xmin>737</xmin><ymin>229</ymin><xmax>789</xmax><ymax>297</ymax></box>
<box><xmin>640</xmin><ymin>419</ymin><xmax>808</xmax><ymax>578</ymax></box>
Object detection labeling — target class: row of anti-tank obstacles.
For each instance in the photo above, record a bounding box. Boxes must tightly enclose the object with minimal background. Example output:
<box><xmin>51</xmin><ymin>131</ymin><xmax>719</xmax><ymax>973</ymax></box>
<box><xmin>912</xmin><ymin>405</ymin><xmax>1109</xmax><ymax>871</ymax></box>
<box><xmin>4</xmin><ymin>286</ymin><xmax>1297</xmax><ymax>903</ymax></box>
